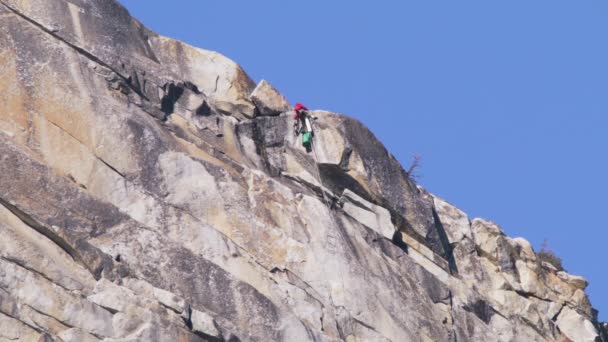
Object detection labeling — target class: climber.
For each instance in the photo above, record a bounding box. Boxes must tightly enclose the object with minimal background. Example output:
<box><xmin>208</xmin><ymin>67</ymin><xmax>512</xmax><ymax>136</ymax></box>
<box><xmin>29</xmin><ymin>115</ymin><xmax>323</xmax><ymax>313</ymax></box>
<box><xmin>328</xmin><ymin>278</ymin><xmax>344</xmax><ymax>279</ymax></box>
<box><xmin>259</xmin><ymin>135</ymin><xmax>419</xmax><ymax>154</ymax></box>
<box><xmin>293</xmin><ymin>103</ymin><xmax>313</xmax><ymax>152</ymax></box>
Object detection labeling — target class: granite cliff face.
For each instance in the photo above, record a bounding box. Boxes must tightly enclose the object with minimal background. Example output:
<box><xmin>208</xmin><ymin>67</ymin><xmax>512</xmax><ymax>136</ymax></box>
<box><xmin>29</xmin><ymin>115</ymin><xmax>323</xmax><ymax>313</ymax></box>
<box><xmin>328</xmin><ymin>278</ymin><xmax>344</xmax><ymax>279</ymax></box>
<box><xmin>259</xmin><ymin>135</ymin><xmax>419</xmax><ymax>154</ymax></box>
<box><xmin>0</xmin><ymin>1</ymin><xmax>606</xmax><ymax>341</ymax></box>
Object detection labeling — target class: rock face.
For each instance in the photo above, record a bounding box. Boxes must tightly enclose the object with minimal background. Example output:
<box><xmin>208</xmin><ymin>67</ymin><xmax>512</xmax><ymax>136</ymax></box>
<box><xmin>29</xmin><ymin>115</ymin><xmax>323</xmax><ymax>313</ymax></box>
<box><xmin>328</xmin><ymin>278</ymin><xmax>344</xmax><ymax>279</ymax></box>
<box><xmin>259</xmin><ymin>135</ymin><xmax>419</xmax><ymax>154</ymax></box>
<box><xmin>0</xmin><ymin>0</ymin><xmax>604</xmax><ymax>341</ymax></box>
<box><xmin>250</xmin><ymin>80</ymin><xmax>291</xmax><ymax>116</ymax></box>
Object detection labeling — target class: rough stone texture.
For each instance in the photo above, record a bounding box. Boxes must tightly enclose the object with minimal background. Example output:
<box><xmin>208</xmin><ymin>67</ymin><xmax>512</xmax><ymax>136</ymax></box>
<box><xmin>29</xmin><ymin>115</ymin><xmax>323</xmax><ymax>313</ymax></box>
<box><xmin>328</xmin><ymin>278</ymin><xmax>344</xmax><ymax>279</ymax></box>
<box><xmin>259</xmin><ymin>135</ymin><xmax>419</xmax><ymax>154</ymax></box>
<box><xmin>339</xmin><ymin>189</ymin><xmax>395</xmax><ymax>240</ymax></box>
<box><xmin>250</xmin><ymin>79</ymin><xmax>291</xmax><ymax>116</ymax></box>
<box><xmin>556</xmin><ymin>306</ymin><xmax>600</xmax><ymax>342</ymax></box>
<box><xmin>0</xmin><ymin>0</ymin><xmax>604</xmax><ymax>341</ymax></box>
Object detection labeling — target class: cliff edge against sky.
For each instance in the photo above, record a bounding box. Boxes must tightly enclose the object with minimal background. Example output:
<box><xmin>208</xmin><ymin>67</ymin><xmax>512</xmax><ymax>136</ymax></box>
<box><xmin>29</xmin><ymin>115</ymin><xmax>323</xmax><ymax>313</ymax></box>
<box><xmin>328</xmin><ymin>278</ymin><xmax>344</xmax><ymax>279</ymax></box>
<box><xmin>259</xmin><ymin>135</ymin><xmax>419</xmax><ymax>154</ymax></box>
<box><xmin>0</xmin><ymin>0</ymin><xmax>606</xmax><ymax>341</ymax></box>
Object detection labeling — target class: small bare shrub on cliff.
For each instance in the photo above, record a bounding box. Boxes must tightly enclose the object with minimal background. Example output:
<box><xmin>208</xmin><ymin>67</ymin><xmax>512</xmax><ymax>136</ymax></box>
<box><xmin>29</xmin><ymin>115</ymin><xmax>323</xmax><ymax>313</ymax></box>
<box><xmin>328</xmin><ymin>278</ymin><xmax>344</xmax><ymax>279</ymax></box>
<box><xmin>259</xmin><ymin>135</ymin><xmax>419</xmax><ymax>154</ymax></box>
<box><xmin>407</xmin><ymin>154</ymin><xmax>422</xmax><ymax>181</ymax></box>
<box><xmin>537</xmin><ymin>239</ymin><xmax>564</xmax><ymax>272</ymax></box>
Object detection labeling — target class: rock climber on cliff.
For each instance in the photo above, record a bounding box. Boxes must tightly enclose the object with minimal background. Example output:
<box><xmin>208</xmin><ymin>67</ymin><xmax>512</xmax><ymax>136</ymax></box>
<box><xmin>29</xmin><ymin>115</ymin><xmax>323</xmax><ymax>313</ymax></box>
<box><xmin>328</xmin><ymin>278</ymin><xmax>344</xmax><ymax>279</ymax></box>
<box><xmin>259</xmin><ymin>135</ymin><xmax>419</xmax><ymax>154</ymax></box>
<box><xmin>293</xmin><ymin>103</ymin><xmax>313</xmax><ymax>152</ymax></box>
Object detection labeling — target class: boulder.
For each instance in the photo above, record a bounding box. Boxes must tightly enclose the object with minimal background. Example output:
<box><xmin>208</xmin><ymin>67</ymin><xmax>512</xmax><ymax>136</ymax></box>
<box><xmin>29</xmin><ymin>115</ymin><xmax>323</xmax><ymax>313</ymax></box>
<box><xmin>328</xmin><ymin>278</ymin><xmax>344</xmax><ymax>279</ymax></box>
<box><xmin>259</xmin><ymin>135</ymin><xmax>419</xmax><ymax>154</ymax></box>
<box><xmin>515</xmin><ymin>260</ymin><xmax>544</xmax><ymax>296</ymax></box>
<box><xmin>471</xmin><ymin>218</ymin><xmax>504</xmax><ymax>259</ymax></box>
<box><xmin>433</xmin><ymin>196</ymin><xmax>472</xmax><ymax>244</ymax></box>
<box><xmin>557</xmin><ymin>271</ymin><xmax>589</xmax><ymax>290</ymax></box>
<box><xmin>510</xmin><ymin>237</ymin><xmax>536</xmax><ymax>262</ymax></box>
<box><xmin>250</xmin><ymin>79</ymin><xmax>291</xmax><ymax>116</ymax></box>
<box><xmin>87</xmin><ymin>279</ymin><xmax>140</xmax><ymax>313</ymax></box>
<box><xmin>555</xmin><ymin>306</ymin><xmax>600</xmax><ymax>342</ymax></box>
<box><xmin>188</xmin><ymin>309</ymin><xmax>222</xmax><ymax>339</ymax></box>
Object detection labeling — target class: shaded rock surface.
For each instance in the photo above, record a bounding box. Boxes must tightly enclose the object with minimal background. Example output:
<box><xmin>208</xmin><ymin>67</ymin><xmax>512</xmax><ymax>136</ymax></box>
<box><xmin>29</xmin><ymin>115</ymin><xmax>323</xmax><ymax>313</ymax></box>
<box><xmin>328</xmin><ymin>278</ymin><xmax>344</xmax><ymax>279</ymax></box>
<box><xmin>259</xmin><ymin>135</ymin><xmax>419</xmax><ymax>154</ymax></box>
<box><xmin>0</xmin><ymin>0</ymin><xmax>604</xmax><ymax>341</ymax></box>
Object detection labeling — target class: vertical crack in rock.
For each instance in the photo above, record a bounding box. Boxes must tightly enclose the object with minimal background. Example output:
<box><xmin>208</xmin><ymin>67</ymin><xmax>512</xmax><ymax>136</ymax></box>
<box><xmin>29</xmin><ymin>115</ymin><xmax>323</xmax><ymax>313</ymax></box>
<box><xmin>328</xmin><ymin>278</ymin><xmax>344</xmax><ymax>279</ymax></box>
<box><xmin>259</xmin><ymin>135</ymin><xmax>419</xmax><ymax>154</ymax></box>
<box><xmin>0</xmin><ymin>0</ymin><xmax>605</xmax><ymax>340</ymax></box>
<box><xmin>431</xmin><ymin>209</ymin><xmax>459</xmax><ymax>275</ymax></box>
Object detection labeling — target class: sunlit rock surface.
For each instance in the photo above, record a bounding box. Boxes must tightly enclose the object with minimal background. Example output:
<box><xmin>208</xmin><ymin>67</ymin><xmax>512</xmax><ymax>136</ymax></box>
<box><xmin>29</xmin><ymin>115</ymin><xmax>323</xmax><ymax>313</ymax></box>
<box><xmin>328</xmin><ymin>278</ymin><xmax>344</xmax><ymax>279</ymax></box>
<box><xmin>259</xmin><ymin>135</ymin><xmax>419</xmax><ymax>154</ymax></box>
<box><xmin>0</xmin><ymin>0</ymin><xmax>606</xmax><ymax>341</ymax></box>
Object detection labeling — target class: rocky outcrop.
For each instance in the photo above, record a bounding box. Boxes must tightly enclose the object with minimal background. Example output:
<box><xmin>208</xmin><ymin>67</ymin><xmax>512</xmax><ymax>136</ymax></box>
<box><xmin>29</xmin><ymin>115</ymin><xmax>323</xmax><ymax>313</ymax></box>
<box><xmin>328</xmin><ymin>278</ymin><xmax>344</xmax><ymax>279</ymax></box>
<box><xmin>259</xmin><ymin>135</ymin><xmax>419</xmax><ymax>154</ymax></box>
<box><xmin>0</xmin><ymin>0</ymin><xmax>604</xmax><ymax>341</ymax></box>
<box><xmin>250</xmin><ymin>80</ymin><xmax>291</xmax><ymax>117</ymax></box>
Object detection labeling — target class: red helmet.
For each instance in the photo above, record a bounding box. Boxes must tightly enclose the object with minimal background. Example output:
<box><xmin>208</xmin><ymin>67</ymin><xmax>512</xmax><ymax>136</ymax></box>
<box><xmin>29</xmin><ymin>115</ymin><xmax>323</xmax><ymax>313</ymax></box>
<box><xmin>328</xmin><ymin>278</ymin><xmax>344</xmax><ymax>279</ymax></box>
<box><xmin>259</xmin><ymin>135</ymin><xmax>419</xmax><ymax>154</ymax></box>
<box><xmin>293</xmin><ymin>103</ymin><xmax>308</xmax><ymax>119</ymax></box>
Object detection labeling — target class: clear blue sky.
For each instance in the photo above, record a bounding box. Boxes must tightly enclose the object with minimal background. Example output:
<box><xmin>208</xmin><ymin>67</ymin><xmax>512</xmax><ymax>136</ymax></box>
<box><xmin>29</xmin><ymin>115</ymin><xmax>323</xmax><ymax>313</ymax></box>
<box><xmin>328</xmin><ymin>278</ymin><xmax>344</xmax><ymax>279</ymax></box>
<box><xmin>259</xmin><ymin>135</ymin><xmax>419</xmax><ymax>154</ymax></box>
<box><xmin>119</xmin><ymin>1</ymin><xmax>608</xmax><ymax>320</ymax></box>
